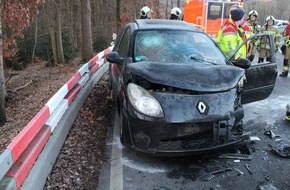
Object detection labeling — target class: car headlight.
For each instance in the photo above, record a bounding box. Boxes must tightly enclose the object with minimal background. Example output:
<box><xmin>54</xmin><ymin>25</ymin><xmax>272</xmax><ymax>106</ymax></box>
<box><xmin>127</xmin><ymin>83</ymin><xmax>164</xmax><ymax>118</ymax></box>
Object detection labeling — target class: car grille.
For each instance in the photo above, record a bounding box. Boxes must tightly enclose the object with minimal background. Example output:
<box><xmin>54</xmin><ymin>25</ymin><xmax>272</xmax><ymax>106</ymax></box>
<box><xmin>158</xmin><ymin>131</ymin><xmax>215</xmax><ymax>150</ymax></box>
<box><xmin>158</xmin><ymin>124</ymin><xmax>237</xmax><ymax>151</ymax></box>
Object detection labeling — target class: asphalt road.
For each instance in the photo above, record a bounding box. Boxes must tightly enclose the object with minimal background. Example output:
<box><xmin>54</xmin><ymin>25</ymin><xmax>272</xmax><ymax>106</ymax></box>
<box><xmin>98</xmin><ymin>52</ymin><xmax>290</xmax><ymax>190</ymax></box>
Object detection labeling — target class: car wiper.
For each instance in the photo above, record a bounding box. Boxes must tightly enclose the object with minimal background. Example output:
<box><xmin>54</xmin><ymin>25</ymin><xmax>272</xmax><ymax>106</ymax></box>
<box><xmin>189</xmin><ymin>56</ymin><xmax>217</xmax><ymax>65</ymax></box>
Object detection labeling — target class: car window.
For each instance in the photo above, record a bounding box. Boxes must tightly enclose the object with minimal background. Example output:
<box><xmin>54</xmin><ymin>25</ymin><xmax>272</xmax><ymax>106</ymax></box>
<box><xmin>118</xmin><ymin>28</ymin><xmax>130</xmax><ymax>58</ymax></box>
<box><xmin>134</xmin><ymin>30</ymin><xmax>227</xmax><ymax>64</ymax></box>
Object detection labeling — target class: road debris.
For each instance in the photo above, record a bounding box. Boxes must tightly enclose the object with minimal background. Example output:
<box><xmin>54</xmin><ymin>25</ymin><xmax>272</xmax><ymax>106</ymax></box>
<box><xmin>264</xmin><ymin>128</ymin><xmax>280</xmax><ymax>139</ymax></box>
<box><xmin>244</xmin><ymin>163</ymin><xmax>254</xmax><ymax>174</ymax></box>
<box><xmin>270</xmin><ymin>146</ymin><xmax>290</xmax><ymax>158</ymax></box>
<box><xmin>228</xmin><ymin>162</ymin><xmax>244</xmax><ymax>175</ymax></box>
<box><xmin>200</xmin><ymin>168</ymin><xmax>232</xmax><ymax>181</ymax></box>
<box><xmin>219</xmin><ymin>153</ymin><xmax>252</xmax><ymax>160</ymax></box>
<box><xmin>257</xmin><ymin>183</ymin><xmax>279</xmax><ymax>190</ymax></box>
<box><xmin>200</xmin><ymin>173</ymin><xmax>215</xmax><ymax>181</ymax></box>
<box><xmin>250</xmin><ymin>136</ymin><xmax>260</xmax><ymax>141</ymax></box>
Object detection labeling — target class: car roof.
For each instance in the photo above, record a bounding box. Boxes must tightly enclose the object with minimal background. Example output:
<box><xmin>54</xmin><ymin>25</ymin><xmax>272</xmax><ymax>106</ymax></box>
<box><xmin>135</xmin><ymin>19</ymin><xmax>198</xmax><ymax>31</ymax></box>
<box><xmin>274</xmin><ymin>19</ymin><xmax>289</xmax><ymax>24</ymax></box>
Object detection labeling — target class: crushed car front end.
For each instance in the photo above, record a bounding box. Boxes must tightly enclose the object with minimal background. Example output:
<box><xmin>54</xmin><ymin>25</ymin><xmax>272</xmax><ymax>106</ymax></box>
<box><xmin>121</xmin><ymin>62</ymin><xmax>250</xmax><ymax>156</ymax></box>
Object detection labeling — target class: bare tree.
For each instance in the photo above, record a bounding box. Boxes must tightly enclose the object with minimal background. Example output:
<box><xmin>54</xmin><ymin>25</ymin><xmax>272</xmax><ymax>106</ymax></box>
<box><xmin>0</xmin><ymin>0</ymin><xmax>7</xmax><ymax>126</ymax></box>
<box><xmin>55</xmin><ymin>0</ymin><xmax>65</xmax><ymax>64</ymax></box>
<box><xmin>42</xmin><ymin>0</ymin><xmax>65</xmax><ymax>65</ymax></box>
<box><xmin>116</xmin><ymin>0</ymin><xmax>122</xmax><ymax>32</ymax></box>
<box><xmin>244</xmin><ymin>0</ymin><xmax>290</xmax><ymax>25</ymax></box>
<box><xmin>32</xmin><ymin>15</ymin><xmax>38</xmax><ymax>61</ymax></box>
<box><xmin>81</xmin><ymin>0</ymin><xmax>93</xmax><ymax>61</ymax></box>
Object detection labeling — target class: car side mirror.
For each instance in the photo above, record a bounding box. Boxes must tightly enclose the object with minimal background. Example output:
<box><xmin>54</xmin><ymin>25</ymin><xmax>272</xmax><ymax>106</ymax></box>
<box><xmin>106</xmin><ymin>51</ymin><xmax>124</xmax><ymax>65</ymax></box>
<box><xmin>232</xmin><ymin>58</ymin><xmax>251</xmax><ymax>69</ymax></box>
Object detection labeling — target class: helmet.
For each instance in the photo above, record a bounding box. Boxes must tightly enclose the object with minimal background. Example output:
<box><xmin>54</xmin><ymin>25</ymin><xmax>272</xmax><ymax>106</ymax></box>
<box><xmin>140</xmin><ymin>6</ymin><xmax>151</xmax><ymax>17</ymax></box>
<box><xmin>266</xmin><ymin>15</ymin><xmax>275</xmax><ymax>22</ymax></box>
<box><xmin>171</xmin><ymin>7</ymin><xmax>182</xmax><ymax>18</ymax></box>
<box><xmin>248</xmin><ymin>10</ymin><xmax>258</xmax><ymax>17</ymax></box>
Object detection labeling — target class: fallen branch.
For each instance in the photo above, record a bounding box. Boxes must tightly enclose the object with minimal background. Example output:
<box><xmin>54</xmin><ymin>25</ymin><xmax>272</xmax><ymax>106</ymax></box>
<box><xmin>5</xmin><ymin>73</ymin><xmax>19</xmax><ymax>84</ymax></box>
<box><xmin>12</xmin><ymin>79</ymin><xmax>33</xmax><ymax>92</ymax></box>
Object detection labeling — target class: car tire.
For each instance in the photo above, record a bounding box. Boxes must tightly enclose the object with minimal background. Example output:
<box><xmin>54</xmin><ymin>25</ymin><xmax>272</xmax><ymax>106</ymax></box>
<box><xmin>119</xmin><ymin>111</ymin><xmax>127</xmax><ymax>146</ymax></box>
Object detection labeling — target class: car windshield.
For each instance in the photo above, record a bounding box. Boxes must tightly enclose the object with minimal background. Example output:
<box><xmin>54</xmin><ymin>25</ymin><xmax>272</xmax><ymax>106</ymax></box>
<box><xmin>134</xmin><ymin>30</ymin><xmax>227</xmax><ymax>65</ymax></box>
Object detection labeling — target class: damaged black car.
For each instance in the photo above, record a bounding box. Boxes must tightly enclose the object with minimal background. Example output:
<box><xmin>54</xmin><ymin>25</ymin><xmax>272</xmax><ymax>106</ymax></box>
<box><xmin>106</xmin><ymin>19</ymin><xmax>277</xmax><ymax>156</ymax></box>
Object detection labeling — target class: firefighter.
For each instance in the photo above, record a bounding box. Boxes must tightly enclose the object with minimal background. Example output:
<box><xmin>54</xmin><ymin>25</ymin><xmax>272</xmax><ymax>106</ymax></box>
<box><xmin>169</xmin><ymin>7</ymin><xmax>182</xmax><ymax>20</ymax></box>
<box><xmin>217</xmin><ymin>8</ymin><xmax>249</xmax><ymax>59</ymax></box>
<box><xmin>256</xmin><ymin>15</ymin><xmax>280</xmax><ymax>63</ymax></box>
<box><xmin>279</xmin><ymin>19</ymin><xmax>290</xmax><ymax>77</ymax></box>
<box><xmin>140</xmin><ymin>6</ymin><xmax>153</xmax><ymax>19</ymax></box>
<box><xmin>246</xmin><ymin>10</ymin><xmax>259</xmax><ymax>62</ymax></box>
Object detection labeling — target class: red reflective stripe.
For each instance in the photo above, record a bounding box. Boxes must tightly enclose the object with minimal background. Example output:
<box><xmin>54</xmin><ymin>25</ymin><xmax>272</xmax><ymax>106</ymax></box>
<box><xmin>7</xmin><ymin>106</ymin><xmax>50</xmax><ymax>162</ymax></box>
<box><xmin>90</xmin><ymin>64</ymin><xmax>99</xmax><ymax>74</ymax></box>
<box><xmin>64</xmin><ymin>84</ymin><xmax>81</xmax><ymax>105</ymax></box>
<box><xmin>104</xmin><ymin>47</ymin><xmax>111</xmax><ymax>55</ymax></box>
<box><xmin>223</xmin><ymin>27</ymin><xmax>236</xmax><ymax>34</ymax></box>
<box><xmin>90</xmin><ymin>55</ymin><xmax>99</xmax><ymax>66</ymax></box>
<box><xmin>66</xmin><ymin>72</ymin><xmax>81</xmax><ymax>91</ymax></box>
<box><xmin>6</xmin><ymin>125</ymin><xmax>51</xmax><ymax>189</ymax></box>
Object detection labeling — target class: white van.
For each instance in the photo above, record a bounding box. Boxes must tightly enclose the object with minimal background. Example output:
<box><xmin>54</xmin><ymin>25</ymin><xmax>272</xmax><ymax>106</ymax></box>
<box><xmin>274</xmin><ymin>19</ymin><xmax>289</xmax><ymax>31</ymax></box>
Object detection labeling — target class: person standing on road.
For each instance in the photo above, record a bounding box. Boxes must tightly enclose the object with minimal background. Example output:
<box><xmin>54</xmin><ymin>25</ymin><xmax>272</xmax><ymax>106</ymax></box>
<box><xmin>169</xmin><ymin>7</ymin><xmax>182</xmax><ymax>20</ymax></box>
<box><xmin>279</xmin><ymin>19</ymin><xmax>290</xmax><ymax>77</ymax></box>
<box><xmin>255</xmin><ymin>15</ymin><xmax>280</xmax><ymax>63</ymax></box>
<box><xmin>246</xmin><ymin>10</ymin><xmax>259</xmax><ymax>62</ymax></box>
<box><xmin>217</xmin><ymin>7</ymin><xmax>249</xmax><ymax>59</ymax></box>
<box><xmin>140</xmin><ymin>6</ymin><xmax>153</xmax><ymax>19</ymax></box>
<box><xmin>284</xmin><ymin>103</ymin><xmax>290</xmax><ymax>121</ymax></box>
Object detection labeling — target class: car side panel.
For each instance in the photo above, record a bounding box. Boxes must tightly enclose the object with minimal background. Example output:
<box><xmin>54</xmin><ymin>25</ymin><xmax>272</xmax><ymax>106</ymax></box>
<box><xmin>109</xmin><ymin>26</ymin><xmax>131</xmax><ymax>99</ymax></box>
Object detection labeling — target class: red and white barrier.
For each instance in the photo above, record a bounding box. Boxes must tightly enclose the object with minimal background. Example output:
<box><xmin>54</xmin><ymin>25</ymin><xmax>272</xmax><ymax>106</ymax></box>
<box><xmin>0</xmin><ymin>46</ymin><xmax>113</xmax><ymax>189</ymax></box>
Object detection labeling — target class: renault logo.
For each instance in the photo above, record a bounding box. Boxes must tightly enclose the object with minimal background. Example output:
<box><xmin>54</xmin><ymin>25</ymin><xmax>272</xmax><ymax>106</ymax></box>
<box><xmin>197</xmin><ymin>101</ymin><xmax>208</xmax><ymax>114</ymax></box>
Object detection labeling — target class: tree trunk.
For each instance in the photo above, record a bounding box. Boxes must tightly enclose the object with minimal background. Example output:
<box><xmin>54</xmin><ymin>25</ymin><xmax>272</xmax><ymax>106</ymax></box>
<box><xmin>81</xmin><ymin>0</ymin><xmax>93</xmax><ymax>61</ymax></box>
<box><xmin>48</xmin><ymin>21</ymin><xmax>58</xmax><ymax>64</ymax></box>
<box><xmin>42</xmin><ymin>1</ymin><xmax>58</xmax><ymax>65</ymax></box>
<box><xmin>0</xmin><ymin>0</ymin><xmax>7</xmax><ymax>126</ymax></box>
<box><xmin>43</xmin><ymin>0</ymin><xmax>65</xmax><ymax>65</ymax></box>
<box><xmin>116</xmin><ymin>0</ymin><xmax>121</xmax><ymax>32</ymax></box>
<box><xmin>66</xmin><ymin>0</ymin><xmax>78</xmax><ymax>52</ymax></box>
<box><xmin>32</xmin><ymin>15</ymin><xmax>38</xmax><ymax>62</ymax></box>
<box><xmin>55</xmin><ymin>2</ymin><xmax>65</xmax><ymax>64</ymax></box>
<box><xmin>166</xmin><ymin>0</ymin><xmax>168</xmax><ymax>19</ymax></box>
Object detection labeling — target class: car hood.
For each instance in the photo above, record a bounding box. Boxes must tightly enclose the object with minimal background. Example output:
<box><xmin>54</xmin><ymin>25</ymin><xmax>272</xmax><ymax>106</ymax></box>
<box><xmin>128</xmin><ymin>61</ymin><xmax>245</xmax><ymax>92</ymax></box>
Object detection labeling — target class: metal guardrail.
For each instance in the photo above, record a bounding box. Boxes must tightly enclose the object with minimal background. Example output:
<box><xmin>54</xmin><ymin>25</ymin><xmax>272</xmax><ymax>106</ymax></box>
<box><xmin>0</xmin><ymin>46</ymin><xmax>113</xmax><ymax>190</ymax></box>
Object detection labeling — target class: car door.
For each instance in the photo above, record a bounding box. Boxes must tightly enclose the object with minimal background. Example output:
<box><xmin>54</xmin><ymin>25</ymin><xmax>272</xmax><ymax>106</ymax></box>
<box><xmin>109</xmin><ymin>26</ymin><xmax>131</xmax><ymax>95</ymax></box>
<box><xmin>241</xmin><ymin>61</ymin><xmax>277</xmax><ymax>104</ymax></box>
<box><xmin>229</xmin><ymin>34</ymin><xmax>278</xmax><ymax>104</ymax></box>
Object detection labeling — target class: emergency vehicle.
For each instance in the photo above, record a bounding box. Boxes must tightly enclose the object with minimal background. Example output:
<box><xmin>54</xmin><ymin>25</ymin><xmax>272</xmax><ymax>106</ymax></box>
<box><xmin>183</xmin><ymin>0</ymin><xmax>244</xmax><ymax>37</ymax></box>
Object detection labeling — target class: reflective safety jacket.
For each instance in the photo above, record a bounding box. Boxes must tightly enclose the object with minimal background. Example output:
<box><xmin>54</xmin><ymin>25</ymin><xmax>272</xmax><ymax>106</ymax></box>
<box><xmin>256</xmin><ymin>25</ymin><xmax>280</xmax><ymax>50</ymax></box>
<box><xmin>285</xmin><ymin>24</ymin><xmax>290</xmax><ymax>37</ymax></box>
<box><xmin>217</xmin><ymin>19</ymin><xmax>250</xmax><ymax>59</ymax></box>
<box><xmin>283</xmin><ymin>24</ymin><xmax>290</xmax><ymax>46</ymax></box>
<box><xmin>246</xmin><ymin>20</ymin><xmax>259</xmax><ymax>35</ymax></box>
